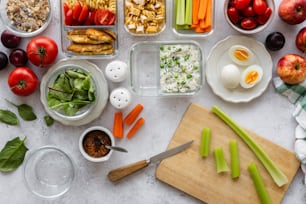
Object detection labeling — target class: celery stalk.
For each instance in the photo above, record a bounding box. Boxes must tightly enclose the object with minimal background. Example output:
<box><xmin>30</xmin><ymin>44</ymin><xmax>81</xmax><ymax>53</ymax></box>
<box><xmin>185</xmin><ymin>0</ymin><xmax>192</xmax><ymax>25</ymax></box>
<box><xmin>248</xmin><ymin>162</ymin><xmax>272</xmax><ymax>204</ymax></box>
<box><xmin>200</xmin><ymin>128</ymin><xmax>211</xmax><ymax>157</ymax></box>
<box><xmin>176</xmin><ymin>0</ymin><xmax>185</xmax><ymax>25</ymax></box>
<box><xmin>212</xmin><ymin>105</ymin><xmax>288</xmax><ymax>187</ymax></box>
<box><xmin>213</xmin><ymin>147</ymin><xmax>229</xmax><ymax>173</ymax></box>
<box><xmin>229</xmin><ymin>140</ymin><xmax>240</xmax><ymax>179</ymax></box>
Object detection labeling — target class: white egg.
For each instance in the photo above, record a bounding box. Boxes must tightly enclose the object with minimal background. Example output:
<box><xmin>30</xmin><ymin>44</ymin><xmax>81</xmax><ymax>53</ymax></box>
<box><xmin>240</xmin><ymin>64</ymin><xmax>263</xmax><ymax>89</ymax></box>
<box><xmin>220</xmin><ymin>64</ymin><xmax>241</xmax><ymax>89</ymax></box>
<box><xmin>229</xmin><ymin>45</ymin><xmax>254</xmax><ymax>66</ymax></box>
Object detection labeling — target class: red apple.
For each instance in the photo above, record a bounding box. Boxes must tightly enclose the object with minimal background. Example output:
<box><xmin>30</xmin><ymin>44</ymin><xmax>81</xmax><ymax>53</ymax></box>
<box><xmin>296</xmin><ymin>27</ymin><xmax>306</xmax><ymax>53</ymax></box>
<box><xmin>277</xmin><ymin>54</ymin><xmax>306</xmax><ymax>85</ymax></box>
<box><xmin>278</xmin><ymin>0</ymin><xmax>306</xmax><ymax>25</ymax></box>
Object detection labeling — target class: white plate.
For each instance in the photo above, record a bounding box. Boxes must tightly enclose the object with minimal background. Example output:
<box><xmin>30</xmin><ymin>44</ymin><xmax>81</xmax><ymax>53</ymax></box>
<box><xmin>206</xmin><ymin>35</ymin><xmax>272</xmax><ymax>103</ymax></box>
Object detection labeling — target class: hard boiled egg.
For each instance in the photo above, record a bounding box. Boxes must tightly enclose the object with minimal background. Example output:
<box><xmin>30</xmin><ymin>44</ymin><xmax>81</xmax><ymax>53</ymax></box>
<box><xmin>229</xmin><ymin>45</ymin><xmax>254</xmax><ymax>66</ymax></box>
<box><xmin>221</xmin><ymin>64</ymin><xmax>241</xmax><ymax>89</ymax></box>
<box><xmin>240</xmin><ymin>65</ymin><xmax>263</xmax><ymax>89</ymax></box>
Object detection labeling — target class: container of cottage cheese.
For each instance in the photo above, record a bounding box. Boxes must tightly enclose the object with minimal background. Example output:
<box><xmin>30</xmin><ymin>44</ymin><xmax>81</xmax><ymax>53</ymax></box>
<box><xmin>129</xmin><ymin>41</ymin><xmax>203</xmax><ymax>96</ymax></box>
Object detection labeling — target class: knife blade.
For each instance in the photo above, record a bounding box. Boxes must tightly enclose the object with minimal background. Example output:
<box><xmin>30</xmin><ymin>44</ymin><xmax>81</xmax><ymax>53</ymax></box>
<box><xmin>107</xmin><ymin>140</ymin><xmax>193</xmax><ymax>182</ymax></box>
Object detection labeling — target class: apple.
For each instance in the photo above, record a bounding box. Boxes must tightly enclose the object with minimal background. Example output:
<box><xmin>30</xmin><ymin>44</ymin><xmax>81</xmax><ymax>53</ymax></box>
<box><xmin>296</xmin><ymin>27</ymin><xmax>306</xmax><ymax>53</ymax></box>
<box><xmin>278</xmin><ymin>0</ymin><xmax>306</xmax><ymax>25</ymax></box>
<box><xmin>277</xmin><ymin>54</ymin><xmax>306</xmax><ymax>85</ymax></box>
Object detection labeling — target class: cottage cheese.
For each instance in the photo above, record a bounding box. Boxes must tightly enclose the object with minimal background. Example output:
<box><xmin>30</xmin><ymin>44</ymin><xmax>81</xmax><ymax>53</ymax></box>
<box><xmin>159</xmin><ymin>44</ymin><xmax>201</xmax><ymax>93</ymax></box>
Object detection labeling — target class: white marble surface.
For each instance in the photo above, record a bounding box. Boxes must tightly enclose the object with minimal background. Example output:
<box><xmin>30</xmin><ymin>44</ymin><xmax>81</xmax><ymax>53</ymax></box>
<box><xmin>0</xmin><ymin>0</ymin><xmax>305</xmax><ymax>203</ymax></box>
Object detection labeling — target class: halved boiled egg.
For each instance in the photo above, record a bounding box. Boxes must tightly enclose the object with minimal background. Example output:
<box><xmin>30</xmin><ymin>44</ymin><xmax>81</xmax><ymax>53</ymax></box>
<box><xmin>221</xmin><ymin>64</ymin><xmax>241</xmax><ymax>89</ymax></box>
<box><xmin>229</xmin><ymin>45</ymin><xmax>254</xmax><ymax>66</ymax></box>
<box><xmin>240</xmin><ymin>65</ymin><xmax>263</xmax><ymax>89</ymax></box>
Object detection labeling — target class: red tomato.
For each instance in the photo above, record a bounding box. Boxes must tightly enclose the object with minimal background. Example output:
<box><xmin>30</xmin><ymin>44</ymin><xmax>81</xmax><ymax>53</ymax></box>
<box><xmin>94</xmin><ymin>9</ymin><xmax>110</xmax><ymax>25</ymax></box>
<box><xmin>253</xmin><ymin>0</ymin><xmax>267</xmax><ymax>15</ymax></box>
<box><xmin>107</xmin><ymin>11</ymin><xmax>116</xmax><ymax>25</ymax></box>
<box><xmin>26</xmin><ymin>36</ymin><xmax>58</xmax><ymax>67</ymax></box>
<box><xmin>235</xmin><ymin>0</ymin><xmax>251</xmax><ymax>10</ymax></box>
<box><xmin>78</xmin><ymin>4</ymin><xmax>89</xmax><ymax>23</ymax></box>
<box><xmin>64</xmin><ymin>9</ymin><xmax>74</xmax><ymax>25</ymax></box>
<box><xmin>8</xmin><ymin>67</ymin><xmax>39</xmax><ymax>96</ymax></box>
<box><xmin>72</xmin><ymin>2</ymin><xmax>82</xmax><ymax>20</ymax></box>
<box><xmin>256</xmin><ymin>7</ymin><xmax>272</xmax><ymax>25</ymax></box>
<box><xmin>63</xmin><ymin>3</ymin><xmax>70</xmax><ymax>14</ymax></box>
<box><xmin>240</xmin><ymin>5</ymin><xmax>255</xmax><ymax>17</ymax></box>
<box><xmin>227</xmin><ymin>7</ymin><xmax>240</xmax><ymax>24</ymax></box>
<box><xmin>241</xmin><ymin>18</ymin><xmax>257</xmax><ymax>30</ymax></box>
<box><xmin>83</xmin><ymin>11</ymin><xmax>96</xmax><ymax>25</ymax></box>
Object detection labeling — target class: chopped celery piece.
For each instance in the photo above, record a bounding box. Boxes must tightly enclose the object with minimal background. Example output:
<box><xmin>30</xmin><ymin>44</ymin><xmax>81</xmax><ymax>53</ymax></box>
<box><xmin>229</xmin><ymin>140</ymin><xmax>240</xmax><ymax>179</ymax></box>
<box><xmin>248</xmin><ymin>162</ymin><xmax>272</xmax><ymax>204</ymax></box>
<box><xmin>185</xmin><ymin>0</ymin><xmax>192</xmax><ymax>25</ymax></box>
<box><xmin>176</xmin><ymin>0</ymin><xmax>185</xmax><ymax>25</ymax></box>
<box><xmin>212</xmin><ymin>105</ymin><xmax>288</xmax><ymax>187</ymax></box>
<box><xmin>213</xmin><ymin>147</ymin><xmax>229</xmax><ymax>173</ymax></box>
<box><xmin>200</xmin><ymin>128</ymin><xmax>211</xmax><ymax>157</ymax></box>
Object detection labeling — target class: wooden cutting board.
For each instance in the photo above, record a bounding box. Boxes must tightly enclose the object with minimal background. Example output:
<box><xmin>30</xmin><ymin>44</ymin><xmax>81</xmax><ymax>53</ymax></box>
<box><xmin>156</xmin><ymin>103</ymin><xmax>300</xmax><ymax>204</ymax></box>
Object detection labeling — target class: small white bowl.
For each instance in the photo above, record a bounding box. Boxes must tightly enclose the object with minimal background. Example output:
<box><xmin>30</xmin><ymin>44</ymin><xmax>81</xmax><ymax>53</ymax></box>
<box><xmin>0</xmin><ymin>0</ymin><xmax>52</xmax><ymax>37</ymax></box>
<box><xmin>224</xmin><ymin>0</ymin><xmax>275</xmax><ymax>34</ymax></box>
<box><xmin>79</xmin><ymin>126</ymin><xmax>115</xmax><ymax>162</ymax></box>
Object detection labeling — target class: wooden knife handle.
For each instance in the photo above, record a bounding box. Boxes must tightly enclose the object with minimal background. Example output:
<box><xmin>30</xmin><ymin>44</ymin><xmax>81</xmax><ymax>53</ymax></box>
<box><xmin>107</xmin><ymin>160</ymin><xmax>149</xmax><ymax>182</ymax></box>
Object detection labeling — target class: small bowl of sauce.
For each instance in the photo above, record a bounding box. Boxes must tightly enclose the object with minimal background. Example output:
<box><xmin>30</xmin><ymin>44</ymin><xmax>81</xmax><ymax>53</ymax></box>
<box><xmin>79</xmin><ymin>126</ymin><xmax>115</xmax><ymax>162</ymax></box>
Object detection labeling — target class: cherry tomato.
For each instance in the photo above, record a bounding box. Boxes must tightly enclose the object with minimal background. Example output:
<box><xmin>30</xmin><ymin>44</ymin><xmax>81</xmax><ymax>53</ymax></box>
<box><xmin>78</xmin><ymin>4</ymin><xmax>89</xmax><ymax>23</ymax></box>
<box><xmin>240</xmin><ymin>5</ymin><xmax>255</xmax><ymax>17</ymax></box>
<box><xmin>253</xmin><ymin>0</ymin><xmax>267</xmax><ymax>15</ymax></box>
<box><xmin>64</xmin><ymin>9</ymin><xmax>74</xmax><ymax>26</ymax></box>
<box><xmin>63</xmin><ymin>2</ymin><xmax>70</xmax><ymax>14</ymax></box>
<box><xmin>241</xmin><ymin>18</ymin><xmax>257</xmax><ymax>30</ymax></box>
<box><xmin>26</xmin><ymin>36</ymin><xmax>58</xmax><ymax>67</ymax></box>
<box><xmin>8</xmin><ymin>67</ymin><xmax>38</xmax><ymax>96</ymax></box>
<box><xmin>227</xmin><ymin>7</ymin><xmax>240</xmax><ymax>24</ymax></box>
<box><xmin>235</xmin><ymin>0</ymin><xmax>251</xmax><ymax>10</ymax></box>
<box><xmin>94</xmin><ymin>9</ymin><xmax>110</xmax><ymax>25</ymax></box>
<box><xmin>72</xmin><ymin>2</ymin><xmax>82</xmax><ymax>20</ymax></box>
<box><xmin>256</xmin><ymin>7</ymin><xmax>272</xmax><ymax>25</ymax></box>
<box><xmin>107</xmin><ymin>11</ymin><xmax>116</xmax><ymax>25</ymax></box>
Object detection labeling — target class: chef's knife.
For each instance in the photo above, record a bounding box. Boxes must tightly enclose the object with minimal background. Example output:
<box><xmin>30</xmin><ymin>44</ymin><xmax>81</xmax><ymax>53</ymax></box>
<box><xmin>107</xmin><ymin>140</ymin><xmax>193</xmax><ymax>182</ymax></box>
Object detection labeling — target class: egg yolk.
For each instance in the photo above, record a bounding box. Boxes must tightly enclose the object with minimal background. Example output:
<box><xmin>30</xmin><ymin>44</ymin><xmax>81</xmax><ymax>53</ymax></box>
<box><xmin>244</xmin><ymin>70</ymin><xmax>259</xmax><ymax>85</ymax></box>
<box><xmin>234</xmin><ymin>48</ymin><xmax>249</xmax><ymax>61</ymax></box>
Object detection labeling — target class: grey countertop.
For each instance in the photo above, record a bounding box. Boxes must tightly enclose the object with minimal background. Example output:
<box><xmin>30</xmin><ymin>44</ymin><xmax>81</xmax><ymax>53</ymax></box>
<box><xmin>0</xmin><ymin>0</ymin><xmax>305</xmax><ymax>203</ymax></box>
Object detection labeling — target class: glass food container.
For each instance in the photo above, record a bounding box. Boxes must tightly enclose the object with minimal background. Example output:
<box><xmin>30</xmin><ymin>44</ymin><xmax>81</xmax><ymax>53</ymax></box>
<box><xmin>130</xmin><ymin>41</ymin><xmax>204</xmax><ymax>96</ymax></box>
<box><xmin>124</xmin><ymin>0</ymin><xmax>166</xmax><ymax>36</ymax></box>
<box><xmin>60</xmin><ymin>0</ymin><xmax>118</xmax><ymax>59</ymax></box>
<box><xmin>172</xmin><ymin>0</ymin><xmax>215</xmax><ymax>37</ymax></box>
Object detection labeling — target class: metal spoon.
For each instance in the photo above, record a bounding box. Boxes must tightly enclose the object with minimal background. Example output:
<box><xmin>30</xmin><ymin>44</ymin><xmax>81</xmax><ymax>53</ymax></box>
<box><xmin>94</xmin><ymin>138</ymin><xmax>128</xmax><ymax>153</ymax></box>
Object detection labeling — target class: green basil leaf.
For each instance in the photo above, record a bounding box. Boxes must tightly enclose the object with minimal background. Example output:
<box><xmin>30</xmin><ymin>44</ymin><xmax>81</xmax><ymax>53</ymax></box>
<box><xmin>44</xmin><ymin>115</ymin><xmax>54</xmax><ymax>126</ymax></box>
<box><xmin>17</xmin><ymin>104</ymin><xmax>37</xmax><ymax>121</ymax></box>
<box><xmin>0</xmin><ymin>109</ymin><xmax>19</xmax><ymax>125</ymax></box>
<box><xmin>0</xmin><ymin>137</ymin><xmax>28</xmax><ymax>172</ymax></box>
<box><xmin>5</xmin><ymin>99</ymin><xmax>37</xmax><ymax>121</ymax></box>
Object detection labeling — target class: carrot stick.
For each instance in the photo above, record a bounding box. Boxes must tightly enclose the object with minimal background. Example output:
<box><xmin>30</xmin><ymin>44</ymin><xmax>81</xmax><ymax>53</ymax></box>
<box><xmin>127</xmin><ymin>117</ymin><xmax>145</xmax><ymax>139</ymax></box>
<box><xmin>113</xmin><ymin>112</ymin><xmax>123</xmax><ymax>138</ymax></box>
<box><xmin>192</xmin><ymin>0</ymin><xmax>200</xmax><ymax>24</ymax></box>
<box><xmin>202</xmin><ymin>0</ymin><xmax>212</xmax><ymax>31</ymax></box>
<box><xmin>124</xmin><ymin>103</ymin><xmax>144</xmax><ymax>125</ymax></box>
<box><xmin>198</xmin><ymin>0</ymin><xmax>207</xmax><ymax>20</ymax></box>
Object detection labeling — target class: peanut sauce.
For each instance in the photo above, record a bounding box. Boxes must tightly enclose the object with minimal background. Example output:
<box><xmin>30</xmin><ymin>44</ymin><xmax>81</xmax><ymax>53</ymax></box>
<box><xmin>82</xmin><ymin>130</ymin><xmax>111</xmax><ymax>158</ymax></box>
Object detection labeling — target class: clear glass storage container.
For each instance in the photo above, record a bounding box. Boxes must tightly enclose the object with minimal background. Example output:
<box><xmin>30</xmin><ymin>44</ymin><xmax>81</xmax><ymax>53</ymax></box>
<box><xmin>172</xmin><ymin>0</ymin><xmax>215</xmax><ymax>37</ymax></box>
<box><xmin>130</xmin><ymin>41</ymin><xmax>204</xmax><ymax>96</ymax></box>
<box><xmin>60</xmin><ymin>0</ymin><xmax>118</xmax><ymax>59</ymax></box>
<box><xmin>124</xmin><ymin>0</ymin><xmax>166</xmax><ymax>36</ymax></box>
